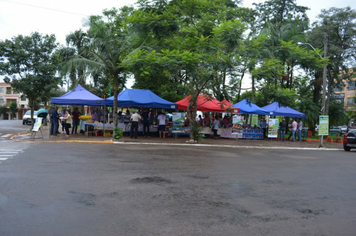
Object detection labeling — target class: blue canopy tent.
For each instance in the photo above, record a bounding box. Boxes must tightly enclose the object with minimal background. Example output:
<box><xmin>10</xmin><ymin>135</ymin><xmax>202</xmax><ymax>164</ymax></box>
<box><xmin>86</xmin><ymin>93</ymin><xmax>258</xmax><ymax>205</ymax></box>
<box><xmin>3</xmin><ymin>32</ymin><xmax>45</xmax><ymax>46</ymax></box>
<box><xmin>105</xmin><ymin>89</ymin><xmax>177</xmax><ymax>109</ymax></box>
<box><xmin>232</xmin><ymin>99</ymin><xmax>271</xmax><ymax>115</ymax></box>
<box><xmin>51</xmin><ymin>84</ymin><xmax>105</xmax><ymax>106</ymax></box>
<box><xmin>261</xmin><ymin>102</ymin><xmax>305</xmax><ymax>118</ymax></box>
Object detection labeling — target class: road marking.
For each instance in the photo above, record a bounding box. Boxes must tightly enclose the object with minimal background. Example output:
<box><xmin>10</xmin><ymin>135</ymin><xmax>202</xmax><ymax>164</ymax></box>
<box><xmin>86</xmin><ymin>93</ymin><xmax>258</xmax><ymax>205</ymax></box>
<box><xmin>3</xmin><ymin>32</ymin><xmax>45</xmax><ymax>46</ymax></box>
<box><xmin>1</xmin><ymin>134</ymin><xmax>12</xmax><ymax>138</ymax></box>
<box><xmin>0</xmin><ymin>158</ymin><xmax>9</xmax><ymax>161</ymax></box>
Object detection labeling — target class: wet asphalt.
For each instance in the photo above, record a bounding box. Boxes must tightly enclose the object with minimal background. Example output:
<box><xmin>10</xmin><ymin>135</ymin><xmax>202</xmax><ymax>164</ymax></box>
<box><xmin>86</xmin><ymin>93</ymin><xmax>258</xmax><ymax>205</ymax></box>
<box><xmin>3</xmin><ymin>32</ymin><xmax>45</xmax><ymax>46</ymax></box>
<box><xmin>1</xmin><ymin>140</ymin><xmax>356</xmax><ymax>235</ymax></box>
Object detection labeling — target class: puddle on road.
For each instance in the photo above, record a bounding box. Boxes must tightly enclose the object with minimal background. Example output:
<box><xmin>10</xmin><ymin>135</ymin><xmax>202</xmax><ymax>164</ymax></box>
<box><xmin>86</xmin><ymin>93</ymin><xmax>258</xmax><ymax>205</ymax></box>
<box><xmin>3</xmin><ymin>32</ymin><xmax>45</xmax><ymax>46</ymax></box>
<box><xmin>130</xmin><ymin>176</ymin><xmax>172</xmax><ymax>184</ymax></box>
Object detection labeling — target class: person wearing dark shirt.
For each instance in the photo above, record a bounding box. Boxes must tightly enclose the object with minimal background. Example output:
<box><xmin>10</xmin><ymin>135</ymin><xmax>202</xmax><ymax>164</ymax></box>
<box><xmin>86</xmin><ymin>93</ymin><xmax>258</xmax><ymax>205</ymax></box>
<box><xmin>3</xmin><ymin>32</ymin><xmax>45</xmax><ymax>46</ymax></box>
<box><xmin>141</xmin><ymin>109</ymin><xmax>150</xmax><ymax>137</ymax></box>
<box><xmin>279</xmin><ymin>118</ymin><xmax>287</xmax><ymax>142</ymax></box>
<box><xmin>50</xmin><ymin>106</ymin><xmax>59</xmax><ymax>136</ymax></box>
<box><xmin>71</xmin><ymin>107</ymin><xmax>82</xmax><ymax>134</ymax></box>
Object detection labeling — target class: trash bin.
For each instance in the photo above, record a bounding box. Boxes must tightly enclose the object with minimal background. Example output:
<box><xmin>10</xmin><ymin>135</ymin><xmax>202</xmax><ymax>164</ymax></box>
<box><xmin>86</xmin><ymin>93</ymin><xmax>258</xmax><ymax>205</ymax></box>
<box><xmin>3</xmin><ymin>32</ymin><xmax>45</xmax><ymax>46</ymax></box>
<box><xmin>302</xmin><ymin>129</ymin><xmax>307</xmax><ymax>138</ymax></box>
<box><xmin>307</xmin><ymin>130</ymin><xmax>312</xmax><ymax>137</ymax></box>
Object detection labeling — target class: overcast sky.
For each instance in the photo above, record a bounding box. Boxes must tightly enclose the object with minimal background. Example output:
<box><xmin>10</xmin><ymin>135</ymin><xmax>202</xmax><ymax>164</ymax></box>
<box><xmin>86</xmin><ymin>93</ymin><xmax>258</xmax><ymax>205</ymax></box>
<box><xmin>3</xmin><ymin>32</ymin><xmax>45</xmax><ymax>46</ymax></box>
<box><xmin>1</xmin><ymin>0</ymin><xmax>355</xmax><ymax>87</ymax></box>
<box><xmin>1</xmin><ymin>0</ymin><xmax>355</xmax><ymax>45</ymax></box>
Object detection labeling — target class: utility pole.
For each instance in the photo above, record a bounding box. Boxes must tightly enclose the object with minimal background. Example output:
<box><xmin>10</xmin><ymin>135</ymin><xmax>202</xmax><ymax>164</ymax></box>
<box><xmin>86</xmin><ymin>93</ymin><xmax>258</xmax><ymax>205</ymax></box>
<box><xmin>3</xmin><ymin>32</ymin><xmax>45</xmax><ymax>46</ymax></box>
<box><xmin>319</xmin><ymin>34</ymin><xmax>328</xmax><ymax>148</ymax></box>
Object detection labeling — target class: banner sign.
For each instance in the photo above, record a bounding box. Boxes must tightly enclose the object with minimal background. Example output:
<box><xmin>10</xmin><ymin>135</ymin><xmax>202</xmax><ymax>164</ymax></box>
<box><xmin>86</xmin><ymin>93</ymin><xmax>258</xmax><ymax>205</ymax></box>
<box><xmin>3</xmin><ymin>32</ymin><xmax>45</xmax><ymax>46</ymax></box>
<box><xmin>267</xmin><ymin>118</ymin><xmax>279</xmax><ymax>138</ymax></box>
<box><xmin>32</xmin><ymin>117</ymin><xmax>43</xmax><ymax>132</ymax></box>
<box><xmin>251</xmin><ymin>114</ymin><xmax>258</xmax><ymax>127</ymax></box>
<box><xmin>232</xmin><ymin>115</ymin><xmax>244</xmax><ymax>133</ymax></box>
<box><xmin>319</xmin><ymin>115</ymin><xmax>329</xmax><ymax>135</ymax></box>
<box><xmin>172</xmin><ymin>112</ymin><xmax>185</xmax><ymax>133</ymax></box>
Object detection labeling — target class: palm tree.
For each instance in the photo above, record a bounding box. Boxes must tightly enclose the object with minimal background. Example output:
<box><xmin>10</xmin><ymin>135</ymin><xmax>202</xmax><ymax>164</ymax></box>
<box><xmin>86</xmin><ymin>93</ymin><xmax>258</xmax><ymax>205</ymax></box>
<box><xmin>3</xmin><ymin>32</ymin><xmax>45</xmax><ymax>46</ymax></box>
<box><xmin>66</xmin><ymin>29</ymin><xmax>90</xmax><ymax>86</ymax></box>
<box><xmin>66</xmin><ymin>7</ymin><xmax>135</xmax><ymax>128</ymax></box>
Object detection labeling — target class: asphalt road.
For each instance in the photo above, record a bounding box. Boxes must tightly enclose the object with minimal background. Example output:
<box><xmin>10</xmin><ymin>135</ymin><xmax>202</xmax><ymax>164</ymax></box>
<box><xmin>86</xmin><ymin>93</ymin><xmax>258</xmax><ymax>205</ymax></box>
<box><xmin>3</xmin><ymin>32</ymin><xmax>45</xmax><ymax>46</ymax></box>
<box><xmin>0</xmin><ymin>141</ymin><xmax>355</xmax><ymax>236</ymax></box>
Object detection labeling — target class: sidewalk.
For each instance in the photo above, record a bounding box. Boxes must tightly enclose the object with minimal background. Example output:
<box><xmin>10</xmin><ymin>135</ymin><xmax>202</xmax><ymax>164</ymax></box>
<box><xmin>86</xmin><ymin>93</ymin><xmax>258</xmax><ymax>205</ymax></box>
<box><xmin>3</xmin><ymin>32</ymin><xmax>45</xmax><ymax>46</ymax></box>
<box><xmin>12</xmin><ymin>125</ymin><xmax>343</xmax><ymax>150</ymax></box>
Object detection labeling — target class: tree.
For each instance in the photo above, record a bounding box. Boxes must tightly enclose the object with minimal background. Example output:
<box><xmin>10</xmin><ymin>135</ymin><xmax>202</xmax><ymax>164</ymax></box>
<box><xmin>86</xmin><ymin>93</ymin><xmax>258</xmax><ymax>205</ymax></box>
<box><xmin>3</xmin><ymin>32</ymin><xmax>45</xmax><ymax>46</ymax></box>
<box><xmin>0</xmin><ymin>32</ymin><xmax>60</xmax><ymax>125</ymax></box>
<box><xmin>0</xmin><ymin>105</ymin><xmax>6</xmax><ymax>119</ymax></box>
<box><xmin>9</xmin><ymin>101</ymin><xmax>18</xmax><ymax>119</ymax></box>
<box><xmin>125</xmin><ymin>0</ymin><xmax>248</xmax><ymax>140</ymax></box>
<box><xmin>65</xmin><ymin>29</ymin><xmax>90</xmax><ymax>87</ymax></box>
<box><xmin>65</xmin><ymin>7</ymin><xmax>136</xmax><ymax>128</ymax></box>
<box><xmin>308</xmin><ymin>7</ymin><xmax>356</xmax><ymax>114</ymax></box>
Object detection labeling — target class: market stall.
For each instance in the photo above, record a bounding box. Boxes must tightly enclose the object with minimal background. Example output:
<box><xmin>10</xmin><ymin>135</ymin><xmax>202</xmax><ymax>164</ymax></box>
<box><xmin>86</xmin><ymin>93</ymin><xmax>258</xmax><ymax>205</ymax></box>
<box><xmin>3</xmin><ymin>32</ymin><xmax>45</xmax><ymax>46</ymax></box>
<box><xmin>214</xmin><ymin>99</ymin><xmax>271</xmax><ymax>139</ymax></box>
<box><xmin>104</xmin><ymin>89</ymin><xmax>177</xmax><ymax>109</ymax></box>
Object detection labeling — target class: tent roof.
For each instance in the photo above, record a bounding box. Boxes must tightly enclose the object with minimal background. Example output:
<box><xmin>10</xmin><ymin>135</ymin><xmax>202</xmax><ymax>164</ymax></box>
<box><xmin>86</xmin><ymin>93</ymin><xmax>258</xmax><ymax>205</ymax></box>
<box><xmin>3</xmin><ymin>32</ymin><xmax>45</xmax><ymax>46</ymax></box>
<box><xmin>176</xmin><ymin>94</ymin><xmax>239</xmax><ymax>113</ymax></box>
<box><xmin>105</xmin><ymin>89</ymin><xmax>177</xmax><ymax>109</ymax></box>
<box><xmin>51</xmin><ymin>84</ymin><xmax>105</xmax><ymax>106</ymax></box>
<box><xmin>261</xmin><ymin>102</ymin><xmax>305</xmax><ymax>118</ymax></box>
<box><xmin>232</xmin><ymin>99</ymin><xmax>271</xmax><ymax>115</ymax></box>
<box><xmin>221</xmin><ymin>99</ymin><xmax>232</xmax><ymax>107</ymax></box>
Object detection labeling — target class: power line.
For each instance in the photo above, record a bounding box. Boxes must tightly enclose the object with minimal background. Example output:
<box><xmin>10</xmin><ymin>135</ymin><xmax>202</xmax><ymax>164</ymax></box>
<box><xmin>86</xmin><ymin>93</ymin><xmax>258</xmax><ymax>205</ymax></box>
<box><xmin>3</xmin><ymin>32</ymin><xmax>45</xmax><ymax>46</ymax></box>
<box><xmin>0</xmin><ymin>0</ymin><xmax>88</xmax><ymax>17</ymax></box>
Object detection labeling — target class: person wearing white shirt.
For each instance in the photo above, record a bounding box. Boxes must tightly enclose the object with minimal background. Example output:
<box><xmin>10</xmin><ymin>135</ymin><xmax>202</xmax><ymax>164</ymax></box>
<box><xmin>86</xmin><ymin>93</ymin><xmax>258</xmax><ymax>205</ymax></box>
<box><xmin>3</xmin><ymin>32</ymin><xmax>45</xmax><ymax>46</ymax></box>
<box><xmin>130</xmin><ymin>111</ymin><xmax>142</xmax><ymax>139</ymax></box>
<box><xmin>157</xmin><ymin>112</ymin><xmax>167</xmax><ymax>138</ymax></box>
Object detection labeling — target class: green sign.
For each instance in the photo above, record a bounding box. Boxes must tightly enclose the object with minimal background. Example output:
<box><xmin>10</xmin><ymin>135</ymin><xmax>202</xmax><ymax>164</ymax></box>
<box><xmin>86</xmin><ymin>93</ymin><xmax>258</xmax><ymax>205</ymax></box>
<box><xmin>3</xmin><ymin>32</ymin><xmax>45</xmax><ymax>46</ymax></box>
<box><xmin>251</xmin><ymin>114</ymin><xmax>258</xmax><ymax>126</ymax></box>
<box><xmin>319</xmin><ymin>115</ymin><xmax>329</xmax><ymax>135</ymax></box>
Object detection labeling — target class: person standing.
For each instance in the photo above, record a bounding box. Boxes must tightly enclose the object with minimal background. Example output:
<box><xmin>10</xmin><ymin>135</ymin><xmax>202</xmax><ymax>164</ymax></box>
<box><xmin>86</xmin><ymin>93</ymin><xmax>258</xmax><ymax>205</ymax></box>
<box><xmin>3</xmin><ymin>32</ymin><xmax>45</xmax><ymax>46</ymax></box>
<box><xmin>148</xmin><ymin>109</ymin><xmax>155</xmax><ymax>125</ymax></box>
<box><xmin>63</xmin><ymin>109</ymin><xmax>72</xmax><ymax>138</ymax></box>
<box><xmin>157</xmin><ymin>112</ymin><xmax>167</xmax><ymax>138</ymax></box>
<box><xmin>279</xmin><ymin>118</ymin><xmax>287</xmax><ymax>142</ymax></box>
<box><xmin>124</xmin><ymin>110</ymin><xmax>131</xmax><ymax>124</ymax></box>
<box><xmin>141</xmin><ymin>109</ymin><xmax>150</xmax><ymax>137</ymax></box>
<box><xmin>71</xmin><ymin>107</ymin><xmax>81</xmax><ymax>134</ymax></box>
<box><xmin>298</xmin><ymin>118</ymin><xmax>303</xmax><ymax>142</ymax></box>
<box><xmin>261</xmin><ymin>118</ymin><xmax>267</xmax><ymax>138</ymax></box>
<box><xmin>130</xmin><ymin>111</ymin><xmax>142</xmax><ymax>139</ymax></box>
<box><xmin>212</xmin><ymin>115</ymin><xmax>220</xmax><ymax>139</ymax></box>
<box><xmin>291</xmin><ymin>118</ymin><xmax>297</xmax><ymax>142</ymax></box>
<box><xmin>204</xmin><ymin>113</ymin><xmax>210</xmax><ymax>127</ymax></box>
<box><xmin>50</xmin><ymin>106</ymin><xmax>59</xmax><ymax>136</ymax></box>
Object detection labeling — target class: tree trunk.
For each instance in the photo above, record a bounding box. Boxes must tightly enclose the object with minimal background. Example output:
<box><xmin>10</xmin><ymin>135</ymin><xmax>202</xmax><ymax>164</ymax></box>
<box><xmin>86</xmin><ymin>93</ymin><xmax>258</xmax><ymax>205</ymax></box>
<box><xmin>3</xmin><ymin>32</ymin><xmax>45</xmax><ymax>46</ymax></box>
<box><xmin>251</xmin><ymin>75</ymin><xmax>255</xmax><ymax>103</ymax></box>
<box><xmin>188</xmin><ymin>92</ymin><xmax>198</xmax><ymax>140</ymax></box>
<box><xmin>113</xmin><ymin>75</ymin><xmax>118</xmax><ymax>129</ymax></box>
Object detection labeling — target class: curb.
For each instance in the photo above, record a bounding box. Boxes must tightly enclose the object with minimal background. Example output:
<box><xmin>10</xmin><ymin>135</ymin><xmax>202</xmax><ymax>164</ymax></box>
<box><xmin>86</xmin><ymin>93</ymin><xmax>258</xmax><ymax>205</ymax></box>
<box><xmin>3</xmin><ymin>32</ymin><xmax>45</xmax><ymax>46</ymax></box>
<box><xmin>113</xmin><ymin>141</ymin><xmax>342</xmax><ymax>151</ymax></box>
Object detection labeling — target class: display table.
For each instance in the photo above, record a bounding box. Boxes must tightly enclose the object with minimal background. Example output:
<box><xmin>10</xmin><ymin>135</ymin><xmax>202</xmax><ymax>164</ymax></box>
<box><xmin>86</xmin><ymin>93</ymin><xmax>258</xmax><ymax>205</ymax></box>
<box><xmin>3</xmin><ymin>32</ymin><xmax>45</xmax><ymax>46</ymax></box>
<box><xmin>199</xmin><ymin>127</ymin><xmax>221</xmax><ymax>136</ymax></box>
<box><xmin>218</xmin><ymin>127</ymin><xmax>263</xmax><ymax>139</ymax></box>
<box><xmin>242</xmin><ymin>129</ymin><xmax>263</xmax><ymax>139</ymax></box>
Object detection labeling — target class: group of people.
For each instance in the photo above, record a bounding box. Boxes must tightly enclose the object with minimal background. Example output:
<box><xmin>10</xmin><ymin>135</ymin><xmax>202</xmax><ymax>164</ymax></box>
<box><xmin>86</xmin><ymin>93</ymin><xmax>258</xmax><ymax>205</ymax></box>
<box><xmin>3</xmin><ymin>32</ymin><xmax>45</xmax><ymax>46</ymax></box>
<box><xmin>90</xmin><ymin>108</ymin><xmax>109</xmax><ymax>123</ymax></box>
<box><xmin>279</xmin><ymin>118</ymin><xmax>303</xmax><ymax>142</ymax></box>
<box><xmin>120</xmin><ymin>109</ymin><xmax>167</xmax><ymax>139</ymax></box>
<box><xmin>50</xmin><ymin>106</ymin><xmax>81</xmax><ymax>138</ymax></box>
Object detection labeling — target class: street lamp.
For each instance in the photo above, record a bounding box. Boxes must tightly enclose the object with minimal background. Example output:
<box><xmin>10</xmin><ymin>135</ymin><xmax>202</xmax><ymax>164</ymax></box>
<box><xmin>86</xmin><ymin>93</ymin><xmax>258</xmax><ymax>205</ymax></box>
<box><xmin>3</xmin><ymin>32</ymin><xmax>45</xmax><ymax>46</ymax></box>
<box><xmin>298</xmin><ymin>36</ymin><xmax>328</xmax><ymax>147</ymax></box>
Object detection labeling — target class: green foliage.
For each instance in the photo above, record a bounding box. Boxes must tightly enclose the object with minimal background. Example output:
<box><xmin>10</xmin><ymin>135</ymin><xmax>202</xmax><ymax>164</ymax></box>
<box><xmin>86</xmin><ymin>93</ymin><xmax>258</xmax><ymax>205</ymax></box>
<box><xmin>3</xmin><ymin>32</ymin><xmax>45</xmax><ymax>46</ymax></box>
<box><xmin>328</xmin><ymin>99</ymin><xmax>347</xmax><ymax>126</ymax></box>
<box><xmin>0</xmin><ymin>105</ymin><xmax>7</xmax><ymax>117</ymax></box>
<box><xmin>0</xmin><ymin>32</ymin><xmax>60</xmax><ymax>122</ymax></box>
<box><xmin>9</xmin><ymin>101</ymin><xmax>18</xmax><ymax>117</ymax></box>
<box><xmin>113</xmin><ymin>127</ymin><xmax>123</xmax><ymax>139</ymax></box>
<box><xmin>191</xmin><ymin>123</ymin><xmax>204</xmax><ymax>142</ymax></box>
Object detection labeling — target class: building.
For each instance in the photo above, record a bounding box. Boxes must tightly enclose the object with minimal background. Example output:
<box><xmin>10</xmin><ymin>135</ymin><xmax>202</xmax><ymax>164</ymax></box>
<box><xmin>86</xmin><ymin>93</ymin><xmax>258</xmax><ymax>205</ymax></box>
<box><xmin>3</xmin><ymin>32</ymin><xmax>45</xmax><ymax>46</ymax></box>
<box><xmin>332</xmin><ymin>69</ymin><xmax>356</xmax><ymax>111</ymax></box>
<box><xmin>0</xmin><ymin>82</ymin><xmax>29</xmax><ymax>120</ymax></box>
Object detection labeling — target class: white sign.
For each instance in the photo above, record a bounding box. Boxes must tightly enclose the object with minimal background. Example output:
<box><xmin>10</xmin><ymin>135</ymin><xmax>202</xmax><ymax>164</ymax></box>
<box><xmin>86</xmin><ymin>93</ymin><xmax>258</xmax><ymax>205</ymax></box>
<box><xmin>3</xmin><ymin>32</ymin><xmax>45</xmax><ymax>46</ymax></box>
<box><xmin>32</xmin><ymin>117</ymin><xmax>43</xmax><ymax>132</ymax></box>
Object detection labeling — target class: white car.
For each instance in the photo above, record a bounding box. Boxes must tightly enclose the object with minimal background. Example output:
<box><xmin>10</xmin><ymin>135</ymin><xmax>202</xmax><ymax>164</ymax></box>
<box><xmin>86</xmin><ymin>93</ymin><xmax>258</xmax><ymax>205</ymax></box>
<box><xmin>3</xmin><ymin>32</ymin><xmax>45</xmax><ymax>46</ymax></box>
<box><xmin>22</xmin><ymin>110</ymin><xmax>38</xmax><ymax>125</ymax></box>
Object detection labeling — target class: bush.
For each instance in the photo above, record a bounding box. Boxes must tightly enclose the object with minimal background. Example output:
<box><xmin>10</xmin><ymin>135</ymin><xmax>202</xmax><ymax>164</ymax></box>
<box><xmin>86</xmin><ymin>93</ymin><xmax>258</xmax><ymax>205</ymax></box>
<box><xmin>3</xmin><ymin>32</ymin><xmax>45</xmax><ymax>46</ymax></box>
<box><xmin>113</xmin><ymin>127</ymin><xmax>123</xmax><ymax>140</ymax></box>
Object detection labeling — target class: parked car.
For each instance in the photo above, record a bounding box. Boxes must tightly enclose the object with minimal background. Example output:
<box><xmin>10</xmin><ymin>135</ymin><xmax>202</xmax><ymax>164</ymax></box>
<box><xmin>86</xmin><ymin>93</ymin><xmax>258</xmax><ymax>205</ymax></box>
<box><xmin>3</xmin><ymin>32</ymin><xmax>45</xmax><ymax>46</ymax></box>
<box><xmin>22</xmin><ymin>110</ymin><xmax>38</xmax><ymax>125</ymax></box>
<box><xmin>343</xmin><ymin>128</ymin><xmax>356</xmax><ymax>151</ymax></box>
<box><xmin>340</xmin><ymin>125</ymin><xmax>348</xmax><ymax>135</ymax></box>
<box><xmin>329</xmin><ymin>126</ymin><xmax>342</xmax><ymax>135</ymax></box>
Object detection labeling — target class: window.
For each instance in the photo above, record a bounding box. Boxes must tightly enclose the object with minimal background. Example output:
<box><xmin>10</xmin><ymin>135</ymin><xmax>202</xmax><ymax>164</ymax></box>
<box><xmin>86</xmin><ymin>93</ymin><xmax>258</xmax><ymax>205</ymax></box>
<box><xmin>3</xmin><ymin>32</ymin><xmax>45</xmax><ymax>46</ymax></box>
<box><xmin>0</xmin><ymin>98</ymin><xmax>4</xmax><ymax>104</ymax></box>
<box><xmin>348</xmin><ymin>81</ymin><xmax>356</xmax><ymax>90</ymax></box>
<box><xmin>0</xmin><ymin>87</ymin><xmax>4</xmax><ymax>93</ymax></box>
<box><xmin>6</xmin><ymin>87</ymin><xmax>12</xmax><ymax>94</ymax></box>
<box><xmin>333</xmin><ymin>84</ymin><xmax>345</xmax><ymax>92</ymax></box>
<box><xmin>347</xmin><ymin>97</ymin><xmax>355</xmax><ymax>107</ymax></box>
<box><xmin>20</xmin><ymin>95</ymin><xmax>26</xmax><ymax>101</ymax></box>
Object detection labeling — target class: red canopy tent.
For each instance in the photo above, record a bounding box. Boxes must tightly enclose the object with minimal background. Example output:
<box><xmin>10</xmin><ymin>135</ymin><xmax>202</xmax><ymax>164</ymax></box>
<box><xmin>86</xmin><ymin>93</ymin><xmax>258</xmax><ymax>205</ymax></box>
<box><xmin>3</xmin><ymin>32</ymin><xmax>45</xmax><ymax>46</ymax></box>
<box><xmin>176</xmin><ymin>95</ymin><xmax>239</xmax><ymax>113</ymax></box>
<box><xmin>221</xmin><ymin>99</ymin><xmax>232</xmax><ymax>106</ymax></box>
